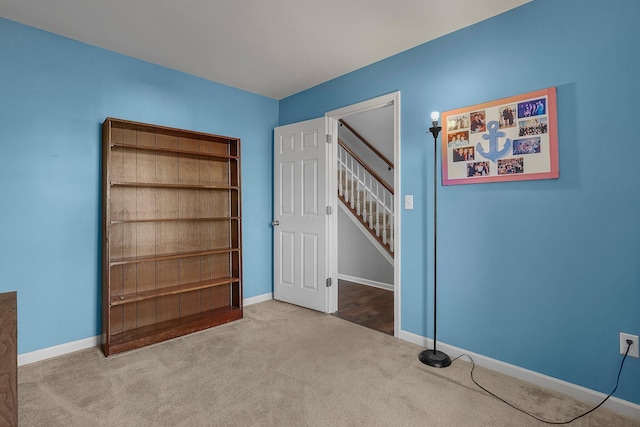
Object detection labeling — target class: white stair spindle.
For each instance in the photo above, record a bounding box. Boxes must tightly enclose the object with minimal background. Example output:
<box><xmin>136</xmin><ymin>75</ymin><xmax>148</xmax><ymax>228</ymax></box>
<box><xmin>356</xmin><ymin>164</ymin><xmax>361</xmax><ymax>215</ymax></box>
<box><xmin>375</xmin><ymin>194</ymin><xmax>381</xmax><ymax>237</ymax></box>
<box><xmin>388</xmin><ymin>187</ymin><xmax>394</xmax><ymax>251</ymax></box>
<box><xmin>382</xmin><ymin>191</ymin><xmax>387</xmax><ymax>244</ymax></box>
<box><xmin>365</xmin><ymin>174</ymin><xmax>371</xmax><ymax>227</ymax></box>
<box><xmin>349</xmin><ymin>158</ymin><xmax>355</xmax><ymax>208</ymax></box>
<box><xmin>370</xmin><ymin>181</ymin><xmax>376</xmax><ymax>229</ymax></box>
<box><xmin>338</xmin><ymin>147</ymin><xmax>343</xmax><ymax>197</ymax></box>
<box><xmin>361</xmin><ymin>170</ymin><xmax>368</xmax><ymax>221</ymax></box>
<box><xmin>344</xmin><ymin>162</ymin><xmax>349</xmax><ymax>202</ymax></box>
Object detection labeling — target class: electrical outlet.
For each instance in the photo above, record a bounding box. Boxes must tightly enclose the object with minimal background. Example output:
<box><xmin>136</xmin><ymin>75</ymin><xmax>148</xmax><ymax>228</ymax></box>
<box><xmin>619</xmin><ymin>332</ymin><xmax>639</xmax><ymax>358</ymax></box>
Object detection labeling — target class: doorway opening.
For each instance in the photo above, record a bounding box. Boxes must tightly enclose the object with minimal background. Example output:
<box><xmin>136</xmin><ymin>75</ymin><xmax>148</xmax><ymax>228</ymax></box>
<box><xmin>326</xmin><ymin>92</ymin><xmax>401</xmax><ymax>337</ymax></box>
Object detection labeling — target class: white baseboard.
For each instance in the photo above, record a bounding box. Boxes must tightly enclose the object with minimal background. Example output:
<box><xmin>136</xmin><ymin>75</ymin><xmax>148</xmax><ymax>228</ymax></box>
<box><xmin>18</xmin><ymin>335</ymin><xmax>100</xmax><ymax>367</ymax></box>
<box><xmin>338</xmin><ymin>274</ymin><xmax>393</xmax><ymax>291</ymax></box>
<box><xmin>243</xmin><ymin>292</ymin><xmax>273</xmax><ymax>306</ymax></box>
<box><xmin>19</xmin><ymin>292</ymin><xmax>275</xmax><ymax>366</ymax></box>
<box><xmin>400</xmin><ymin>330</ymin><xmax>640</xmax><ymax>420</ymax></box>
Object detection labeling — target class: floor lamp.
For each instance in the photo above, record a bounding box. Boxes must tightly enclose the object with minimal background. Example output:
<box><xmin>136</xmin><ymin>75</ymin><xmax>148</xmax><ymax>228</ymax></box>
<box><xmin>418</xmin><ymin>111</ymin><xmax>452</xmax><ymax>368</ymax></box>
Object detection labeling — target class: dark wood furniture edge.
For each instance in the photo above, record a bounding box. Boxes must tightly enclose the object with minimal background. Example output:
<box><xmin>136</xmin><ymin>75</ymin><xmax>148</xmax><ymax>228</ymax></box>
<box><xmin>103</xmin><ymin>308</ymin><xmax>243</xmax><ymax>356</ymax></box>
<box><xmin>0</xmin><ymin>291</ymin><xmax>18</xmax><ymax>427</ymax></box>
<box><xmin>105</xmin><ymin>117</ymin><xmax>240</xmax><ymax>143</ymax></box>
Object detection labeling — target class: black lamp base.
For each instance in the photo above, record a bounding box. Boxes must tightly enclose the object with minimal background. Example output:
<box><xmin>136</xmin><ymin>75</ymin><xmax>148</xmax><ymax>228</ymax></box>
<box><xmin>419</xmin><ymin>349</ymin><xmax>451</xmax><ymax>368</ymax></box>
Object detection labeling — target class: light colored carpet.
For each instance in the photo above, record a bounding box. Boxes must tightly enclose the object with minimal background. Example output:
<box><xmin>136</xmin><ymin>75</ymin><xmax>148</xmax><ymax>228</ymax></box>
<box><xmin>18</xmin><ymin>300</ymin><xmax>638</xmax><ymax>426</ymax></box>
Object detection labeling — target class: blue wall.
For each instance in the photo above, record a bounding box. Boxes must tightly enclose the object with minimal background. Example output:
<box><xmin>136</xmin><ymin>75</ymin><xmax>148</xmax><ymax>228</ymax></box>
<box><xmin>280</xmin><ymin>0</ymin><xmax>640</xmax><ymax>404</ymax></box>
<box><xmin>0</xmin><ymin>18</ymin><xmax>277</xmax><ymax>354</ymax></box>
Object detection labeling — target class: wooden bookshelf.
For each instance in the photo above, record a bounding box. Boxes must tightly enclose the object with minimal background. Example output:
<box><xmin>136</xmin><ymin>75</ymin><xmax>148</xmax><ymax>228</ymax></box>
<box><xmin>101</xmin><ymin>118</ymin><xmax>242</xmax><ymax>356</ymax></box>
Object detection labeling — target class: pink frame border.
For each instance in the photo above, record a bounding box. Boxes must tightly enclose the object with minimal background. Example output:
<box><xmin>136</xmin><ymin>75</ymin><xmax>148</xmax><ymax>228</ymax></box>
<box><xmin>441</xmin><ymin>87</ymin><xmax>558</xmax><ymax>185</ymax></box>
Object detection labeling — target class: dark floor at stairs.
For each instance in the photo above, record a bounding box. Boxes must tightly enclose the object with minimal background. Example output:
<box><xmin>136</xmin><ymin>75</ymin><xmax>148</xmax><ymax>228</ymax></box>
<box><xmin>333</xmin><ymin>279</ymin><xmax>393</xmax><ymax>335</ymax></box>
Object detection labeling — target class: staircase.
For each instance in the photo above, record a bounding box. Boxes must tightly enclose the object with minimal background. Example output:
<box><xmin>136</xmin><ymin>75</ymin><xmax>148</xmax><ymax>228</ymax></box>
<box><xmin>338</xmin><ymin>139</ymin><xmax>394</xmax><ymax>256</ymax></box>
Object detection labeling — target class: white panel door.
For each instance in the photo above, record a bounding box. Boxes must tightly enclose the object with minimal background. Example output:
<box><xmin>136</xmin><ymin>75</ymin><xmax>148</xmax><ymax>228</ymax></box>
<box><xmin>273</xmin><ymin>118</ymin><xmax>329</xmax><ymax>312</ymax></box>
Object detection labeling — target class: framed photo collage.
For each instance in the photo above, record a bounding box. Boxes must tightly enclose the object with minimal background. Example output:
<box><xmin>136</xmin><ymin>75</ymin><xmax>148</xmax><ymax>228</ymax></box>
<box><xmin>441</xmin><ymin>87</ymin><xmax>558</xmax><ymax>185</ymax></box>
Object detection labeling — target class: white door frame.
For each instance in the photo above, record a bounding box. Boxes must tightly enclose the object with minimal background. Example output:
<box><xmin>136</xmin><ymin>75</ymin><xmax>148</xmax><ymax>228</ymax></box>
<box><xmin>325</xmin><ymin>92</ymin><xmax>401</xmax><ymax>337</ymax></box>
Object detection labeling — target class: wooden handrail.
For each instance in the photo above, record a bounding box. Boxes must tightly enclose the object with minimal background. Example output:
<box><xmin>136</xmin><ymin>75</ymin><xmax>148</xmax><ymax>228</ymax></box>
<box><xmin>339</xmin><ymin>119</ymin><xmax>394</xmax><ymax>170</ymax></box>
<box><xmin>338</xmin><ymin>138</ymin><xmax>393</xmax><ymax>194</ymax></box>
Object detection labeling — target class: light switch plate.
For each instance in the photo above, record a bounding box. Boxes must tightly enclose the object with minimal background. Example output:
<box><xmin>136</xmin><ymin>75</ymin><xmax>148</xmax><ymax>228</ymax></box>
<box><xmin>404</xmin><ymin>195</ymin><xmax>414</xmax><ymax>210</ymax></box>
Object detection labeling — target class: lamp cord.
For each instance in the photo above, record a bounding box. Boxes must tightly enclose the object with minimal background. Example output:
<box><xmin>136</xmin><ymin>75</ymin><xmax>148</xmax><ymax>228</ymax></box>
<box><xmin>451</xmin><ymin>342</ymin><xmax>632</xmax><ymax>425</ymax></box>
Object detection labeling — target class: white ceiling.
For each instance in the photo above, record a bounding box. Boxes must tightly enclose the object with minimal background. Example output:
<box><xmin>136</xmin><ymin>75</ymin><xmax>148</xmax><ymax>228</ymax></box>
<box><xmin>0</xmin><ymin>0</ymin><xmax>530</xmax><ymax>100</ymax></box>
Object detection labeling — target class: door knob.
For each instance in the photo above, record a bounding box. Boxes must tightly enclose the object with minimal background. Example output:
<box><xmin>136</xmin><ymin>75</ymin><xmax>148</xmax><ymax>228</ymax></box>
<box><xmin>272</xmin><ymin>220</ymin><xmax>280</xmax><ymax>226</ymax></box>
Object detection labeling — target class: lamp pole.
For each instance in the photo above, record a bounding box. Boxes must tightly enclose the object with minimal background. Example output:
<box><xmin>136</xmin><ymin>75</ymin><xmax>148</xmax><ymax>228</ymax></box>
<box><xmin>419</xmin><ymin>111</ymin><xmax>451</xmax><ymax>368</ymax></box>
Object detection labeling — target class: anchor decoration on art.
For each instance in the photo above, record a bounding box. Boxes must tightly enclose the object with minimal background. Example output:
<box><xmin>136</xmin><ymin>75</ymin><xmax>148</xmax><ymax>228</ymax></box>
<box><xmin>476</xmin><ymin>121</ymin><xmax>511</xmax><ymax>163</ymax></box>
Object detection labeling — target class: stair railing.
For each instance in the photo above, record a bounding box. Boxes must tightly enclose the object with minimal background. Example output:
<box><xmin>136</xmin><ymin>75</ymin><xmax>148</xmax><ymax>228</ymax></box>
<box><xmin>338</xmin><ymin>139</ymin><xmax>394</xmax><ymax>253</ymax></box>
<box><xmin>340</xmin><ymin>119</ymin><xmax>394</xmax><ymax>170</ymax></box>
